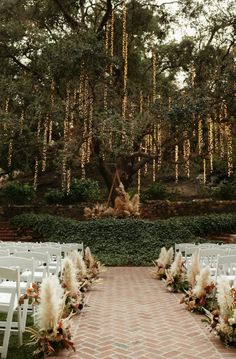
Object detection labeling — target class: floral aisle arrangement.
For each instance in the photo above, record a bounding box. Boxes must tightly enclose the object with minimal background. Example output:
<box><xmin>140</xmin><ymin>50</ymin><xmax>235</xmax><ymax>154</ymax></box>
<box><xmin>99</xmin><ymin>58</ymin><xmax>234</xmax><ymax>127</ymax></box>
<box><xmin>27</xmin><ymin>277</ymin><xmax>75</xmax><ymax>357</ymax></box>
<box><xmin>187</xmin><ymin>252</ymin><xmax>200</xmax><ymax>289</ymax></box>
<box><xmin>165</xmin><ymin>252</ymin><xmax>188</xmax><ymax>292</ymax></box>
<box><xmin>84</xmin><ymin>246</ymin><xmax>105</xmax><ymax>281</ymax></box>
<box><xmin>181</xmin><ymin>266</ymin><xmax>215</xmax><ymax>312</ymax></box>
<box><xmin>204</xmin><ymin>277</ymin><xmax>236</xmax><ymax>346</ymax></box>
<box><xmin>60</xmin><ymin>257</ymin><xmax>84</xmax><ymax>316</ymax></box>
<box><xmin>84</xmin><ymin>182</ymin><xmax>140</xmax><ymax>219</ymax></box>
<box><xmin>151</xmin><ymin>247</ymin><xmax>174</xmax><ymax>280</ymax></box>
<box><xmin>19</xmin><ymin>282</ymin><xmax>40</xmax><ymax>306</ymax></box>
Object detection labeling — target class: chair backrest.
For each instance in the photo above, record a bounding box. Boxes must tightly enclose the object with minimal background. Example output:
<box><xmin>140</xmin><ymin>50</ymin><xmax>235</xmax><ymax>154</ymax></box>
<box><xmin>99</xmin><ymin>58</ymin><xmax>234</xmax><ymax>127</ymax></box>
<box><xmin>184</xmin><ymin>246</ymin><xmax>199</xmax><ymax>267</ymax></box>
<box><xmin>0</xmin><ymin>246</ymin><xmax>28</xmax><ymax>254</ymax></box>
<box><xmin>29</xmin><ymin>246</ymin><xmax>62</xmax><ymax>274</ymax></box>
<box><xmin>216</xmin><ymin>255</ymin><xmax>236</xmax><ymax>278</ymax></box>
<box><xmin>0</xmin><ymin>250</ymin><xmax>10</xmax><ymax>256</ymax></box>
<box><xmin>0</xmin><ymin>266</ymin><xmax>21</xmax><ymax>358</ymax></box>
<box><xmin>14</xmin><ymin>251</ymin><xmax>50</xmax><ymax>277</ymax></box>
<box><xmin>199</xmin><ymin>248</ymin><xmax>229</xmax><ymax>268</ymax></box>
<box><xmin>0</xmin><ymin>257</ymin><xmax>36</xmax><ymax>284</ymax></box>
<box><xmin>60</xmin><ymin>243</ymin><xmax>83</xmax><ymax>256</ymax></box>
<box><xmin>175</xmin><ymin>243</ymin><xmax>195</xmax><ymax>254</ymax></box>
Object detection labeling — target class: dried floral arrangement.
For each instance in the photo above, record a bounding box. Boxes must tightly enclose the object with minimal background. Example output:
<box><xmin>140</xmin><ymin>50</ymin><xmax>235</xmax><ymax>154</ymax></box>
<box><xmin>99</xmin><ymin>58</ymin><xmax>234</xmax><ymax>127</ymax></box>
<box><xmin>151</xmin><ymin>247</ymin><xmax>174</xmax><ymax>280</ymax></box>
<box><xmin>204</xmin><ymin>277</ymin><xmax>236</xmax><ymax>346</ymax></box>
<box><xmin>60</xmin><ymin>257</ymin><xmax>84</xmax><ymax>316</ymax></box>
<box><xmin>165</xmin><ymin>252</ymin><xmax>188</xmax><ymax>292</ymax></box>
<box><xmin>26</xmin><ymin>277</ymin><xmax>75</xmax><ymax>357</ymax></box>
<box><xmin>84</xmin><ymin>182</ymin><xmax>140</xmax><ymax>219</ymax></box>
<box><xmin>181</xmin><ymin>266</ymin><xmax>216</xmax><ymax>312</ymax></box>
<box><xmin>19</xmin><ymin>282</ymin><xmax>40</xmax><ymax>306</ymax></box>
<box><xmin>84</xmin><ymin>247</ymin><xmax>105</xmax><ymax>280</ymax></box>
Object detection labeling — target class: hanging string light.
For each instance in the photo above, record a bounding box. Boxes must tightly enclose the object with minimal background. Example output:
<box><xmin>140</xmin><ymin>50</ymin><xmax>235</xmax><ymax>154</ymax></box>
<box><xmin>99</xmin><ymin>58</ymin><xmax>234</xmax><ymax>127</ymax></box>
<box><xmin>152</xmin><ymin>51</ymin><xmax>157</xmax><ymax>181</ymax></box>
<box><xmin>8</xmin><ymin>138</ymin><xmax>13</xmax><ymax>168</ymax></box>
<box><xmin>214</xmin><ymin>122</ymin><xmax>219</xmax><ymax>154</ymax></box>
<box><xmin>62</xmin><ymin>87</ymin><xmax>70</xmax><ymax>190</ymax></box>
<box><xmin>49</xmin><ymin>80</ymin><xmax>55</xmax><ymax>145</ymax></box>
<box><xmin>86</xmin><ymin>96</ymin><xmax>93</xmax><ymax>163</ymax></box>
<box><xmin>66</xmin><ymin>168</ymin><xmax>71</xmax><ymax>194</ymax></box>
<box><xmin>42</xmin><ymin>117</ymin><xmax>48</xmax><ymax>173</ymax></box>
<box><xmin>37</xmin><ymin>118</ymin><xmax>41</xmax><ymax>141</ymax></box>
<box><xmin>225</xmin><ymin>123</ymin><xmax>233</xmax><ymax>177</ymax></box>
<box><xmin>122</xmin><ymin>0</ymin><xmax>128</xmax><ymax>141</ymax></box>
<box><xmin>183</xmin><ymin>133</ymin><xmax>190</xmax><ymax>178</ymax></box>
<box><xmin>19</xmin><ymin>111</ymin><xmax>24</xmax><ymax>135</ymax></box>
<box><xmin>109</xmin><ymin>9</ymin><xmax>115</xmax><ymax>82</ymax></box>
<box><xmin>80</xmin><ymin>143</ymin><xmax>86</xmax><ymax>179</ymax></box>
<box><xmin>157</xmin><ymin>122</ymin><xmax>162</xmax><ymax>170</ymax></box>
<box><xmin>203</xmin><ymin>159</ymin><xmax>206</xmax><ymax>184</ymax></box>
<box><xmin>207</xmin><ymin>115</ymin><xmax>214</xmax><ymax>173</ymax></box>
<box><xmin>198</xmin><ymin>115</ymin><xmax>203</xmax><ymax>155</ymax></box>
<box><xmin>175</xmin><ymin>144</ymin><xmax>179</xmax><ymax>183</ymax></box>
<box><xmin>33</xmin><ymin>158</ymin><xmax>39</xmax><ymax>191</ymax></box>
<box><xmin>4</xmin><ymin>98</ymin><xmax>9</xmax><ymax>134</ymax></box>
<box><xmin>152</xmin><ymin>125</ymin><xmax>156</xmax><ymax>182</ymax></box>
<box><xmin>219</xmin><ymin>104</ymin><xmax>225</xmax><ymax>159</ymax></box>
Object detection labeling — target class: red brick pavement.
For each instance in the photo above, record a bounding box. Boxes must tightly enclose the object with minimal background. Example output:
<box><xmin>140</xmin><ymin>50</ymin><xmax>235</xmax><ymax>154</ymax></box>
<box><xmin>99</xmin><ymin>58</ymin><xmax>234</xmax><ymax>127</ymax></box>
<box><xmin>51</xmin><ymin>267</ymin><xmax>236</xmax><ymax>359</ymax></box>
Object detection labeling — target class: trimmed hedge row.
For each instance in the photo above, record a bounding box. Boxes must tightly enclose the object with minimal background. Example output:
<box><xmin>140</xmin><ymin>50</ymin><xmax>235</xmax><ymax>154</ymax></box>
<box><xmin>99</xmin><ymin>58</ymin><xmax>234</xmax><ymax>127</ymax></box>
<box><xmin>11</xmin><ymin>213</ymin><xmax>236</xmax><ymax>265</ymax></box>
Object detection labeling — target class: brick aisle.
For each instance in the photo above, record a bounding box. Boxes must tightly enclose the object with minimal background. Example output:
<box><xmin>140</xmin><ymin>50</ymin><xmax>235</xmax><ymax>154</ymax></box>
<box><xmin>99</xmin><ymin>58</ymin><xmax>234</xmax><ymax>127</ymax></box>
<box><xmin>54</xmin><ymin>267</ymin><xmax>236</xmax><ymax>359</ymax></box>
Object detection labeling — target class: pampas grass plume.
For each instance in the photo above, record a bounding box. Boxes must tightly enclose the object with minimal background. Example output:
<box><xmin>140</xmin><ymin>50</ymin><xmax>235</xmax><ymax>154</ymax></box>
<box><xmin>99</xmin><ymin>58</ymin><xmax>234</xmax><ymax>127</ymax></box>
<box><xmin>37</xmin><ymin>277</ymin><xmax>62</xmax><ymax>331</ymax></box>
<box><xmin>187</xmin><ymin>252</ymin><xmax>200</xmax><ymax>288</ymax></box>
<box><xmin>84</xmin><ymin>247</ymin><xmax>95</xmax><ymax>268</ymax></box>
<box><xmin>170</xmin><ymin>252</ymin><xmax>183</xmax><ymax>277</ymax></box>
<box><xmin>156</xmin><ymin>247</ymin><xmax>167</xmax><ymax>266</ymax></box>
<box><xmin>163</xmin><ymin>247</ymin><xmax>174</xmax><ymax>267</ymax></box>
<box><xmin>62</xmin><ymin>257</ymin><xmax>78</xmax><ymax>293</ymax></box>
<box><xmin>217</xmin><ymin>276</ymin><xmax>234</xmax><ymax>317</ymax></box>
<box><xmin>192</xmin><ymin>266</ymin><xmax>211</xmax><ymax>298</ymax></box>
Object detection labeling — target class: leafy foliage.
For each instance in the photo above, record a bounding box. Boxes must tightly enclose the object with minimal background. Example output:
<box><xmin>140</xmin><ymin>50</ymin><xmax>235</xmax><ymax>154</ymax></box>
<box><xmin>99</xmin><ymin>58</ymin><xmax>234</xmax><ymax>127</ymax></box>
<box><xmin>1</xmin><ymin>182</ymin><xmax>35</xmax><ymax>204</ymax></box>
<box><xmin>11</xmin><ymin>213</ymin><xmax>236</xmax><ymax>265</ymax></box>
<box><xmin>44</xmin><ymin>179</ymin><xmax>101</xmax><ymax>204</ymax></box>
<box><xmin>141</xmin><ymin>181</ymin><xmax>169</xmax><ymax>201</ymax></box>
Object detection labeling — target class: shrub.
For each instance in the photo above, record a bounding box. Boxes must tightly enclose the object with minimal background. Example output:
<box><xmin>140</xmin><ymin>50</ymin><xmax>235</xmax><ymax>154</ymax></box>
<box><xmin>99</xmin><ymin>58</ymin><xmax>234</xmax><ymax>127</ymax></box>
<box><xmin>11</xmin><ymin>212</ymin><xmax>236</xmax><ymax>266</ymax></box>
<box><xmin>44</xmin><ymin>179</ymin><xmax>101</xmax><ymax>204</ymax></box>
<box><xmin>141</xmin><ymin>181</ymin><xmax>169</xmax><ymax>201</ymax></box>
<box><xmin>213</xmin><ymin>181</ymin><xmax>236</xmax><ymax>200</ymax></box>
<box><xmin>2</xmin><ymin>182</ymin><xmax>35</xmax><ymax>204</ymax></box>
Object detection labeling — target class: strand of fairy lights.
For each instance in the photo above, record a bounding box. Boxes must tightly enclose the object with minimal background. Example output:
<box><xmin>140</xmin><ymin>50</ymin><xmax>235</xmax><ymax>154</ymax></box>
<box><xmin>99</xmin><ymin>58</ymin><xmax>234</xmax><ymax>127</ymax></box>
<box><xmin>122</xmin><ymin>0</ymin><xmax>128</xmax><ymax>141</ymax></box>
<box><xmin>42</xmin><ymin>117</ymin><xmax>48</xmax><ymax>173</ymax></box>
<box><xmin>62</xmin><ymin>87</ymin><xmax>70</xmax><ymax>191</ymax></box>
<box><xmin>203</xmin><ymin>158</ymin><xmax>206</xmax><ymax>184</ymax></box>
<box><xmin>207</xmin><ymin>115</ymin><xmax>214</xmax><ymax>173</ymax></box>
<box><xmin>33</xmin><ymin>158</ymin><xmax>39</xmax><ymax>191</ymax></box>
<box><xmin>175</xmin><ymin>144</ymin><xmax>179</xmax><ymax>183</ymax></box>
<box><xmin>152</xmin><ymin>51</ymin><xmax>157</xmax><ymax>181</ymax></box>
<box><xmin>183</xmin><ymin>133</ymin><xmax>190</xmax><ymax>178</ymax></box>
<box><xmin>225</xmin><ymin>123</ymin><xmax>233</xmax><ymax>177</ymax></box>
<box><xmin>19</xmin><ymin>111</ymin><xmax>24</xmax><ymax>135</ymax></box>
<box><xmin>198</xmin><ymin>115</ymin><xmax>203</xmax><ymax>155</ymax></box>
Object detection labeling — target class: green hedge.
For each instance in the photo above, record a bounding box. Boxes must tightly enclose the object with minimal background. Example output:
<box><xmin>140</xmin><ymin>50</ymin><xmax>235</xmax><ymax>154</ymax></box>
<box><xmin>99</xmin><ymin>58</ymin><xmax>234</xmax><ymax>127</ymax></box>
<box><xmin>11</xmin><ymin>213</ymin><xmax>236</xmax><ymax>265</ymax></box>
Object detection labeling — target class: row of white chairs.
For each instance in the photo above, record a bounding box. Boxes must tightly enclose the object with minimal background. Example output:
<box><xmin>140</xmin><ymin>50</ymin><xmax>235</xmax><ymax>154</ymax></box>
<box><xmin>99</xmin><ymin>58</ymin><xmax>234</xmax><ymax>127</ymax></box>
<box><xmin>0</xmin><ymin>240</ymin><xmax>83</xmax><ymax>358</ymax></box>
<box><xmin>175</xmin><ymin>242</ymin><xmax>236</xmax><ymax>286</ymax></box>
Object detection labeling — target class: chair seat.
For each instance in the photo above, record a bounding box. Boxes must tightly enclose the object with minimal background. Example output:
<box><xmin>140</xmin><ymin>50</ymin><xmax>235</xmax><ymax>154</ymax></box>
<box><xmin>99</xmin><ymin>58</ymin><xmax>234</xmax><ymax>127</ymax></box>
<box><xmin>0</xmin><ymin>293</ymin><xmax>18</xmax><ymax>311</ymax></box>
<box><xmin>21</xmin><ymin>271</ymin><xmax>44</xmax><ymax>282</ymax></box>
<box><xmin>0</xmin><ymin>281</ymin><xmax>27</xmax><ymax>294</ymax></box>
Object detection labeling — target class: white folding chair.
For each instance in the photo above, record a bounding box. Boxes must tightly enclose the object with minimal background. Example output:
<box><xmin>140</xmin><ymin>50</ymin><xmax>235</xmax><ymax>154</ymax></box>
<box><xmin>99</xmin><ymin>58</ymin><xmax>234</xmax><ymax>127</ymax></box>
<box><xmin>199</xmin><ymin>248</ymin><xmax>229</xmax><ymax>275</ymax></box>
<box><xmin>0</xmin><ymin>266</ymin><xmax>22</xmax><ymax>359</ymax></box>
<box><xmin>29</xmin><ymin>246</ymin><xmax>62</xmax><ymax>275</ymax></box>
<box><xmin>175</xmin><ymin>243</ymin><xmax>195</xmax><ymax>255</ymax></box>
<box><xmin>14</xmin><ymin>251</ymin><xmax>50</xmax><ymax>281</ymax></box>
<box><xmin>184</xmin><ymin>246</ymin><xmax>199</xmax><ymax>268</ymax></box>
<box><xmin>215</xmin><ymin>255</ymin><xmax>236</xmax><ymax>286</ymax></box>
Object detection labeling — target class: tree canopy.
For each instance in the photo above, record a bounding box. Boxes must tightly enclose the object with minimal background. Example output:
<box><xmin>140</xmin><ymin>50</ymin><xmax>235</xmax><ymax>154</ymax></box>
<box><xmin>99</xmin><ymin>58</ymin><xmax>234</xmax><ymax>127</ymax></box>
<box><xmin>0</xmin><ymin>0</ymin><xmax>235</xmax><ymax>192</ymax></box>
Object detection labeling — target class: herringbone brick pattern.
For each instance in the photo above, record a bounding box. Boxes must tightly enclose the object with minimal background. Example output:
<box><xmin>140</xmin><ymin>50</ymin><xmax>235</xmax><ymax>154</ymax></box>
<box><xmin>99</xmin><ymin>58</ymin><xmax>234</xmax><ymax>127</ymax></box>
<box><xmin>51</xmin><ymin>267</ymin><xmax>236</xmax><ymax>358</ymax></box>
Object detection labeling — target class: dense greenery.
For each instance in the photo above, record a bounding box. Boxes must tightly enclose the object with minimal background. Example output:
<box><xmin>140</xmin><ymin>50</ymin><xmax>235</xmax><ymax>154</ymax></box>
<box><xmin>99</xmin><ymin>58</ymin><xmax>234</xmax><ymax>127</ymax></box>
<box><xmin>0</xmin><ymin>0</ymin><xmax>235</xmax><ymax>192</ymax></box>
<box><xmin>1</xmin><ymin>182</ymin><xmax>35</xmax><ymax>204</ymax></box>
<box><xmin>44</xmin><ymin>179</ymin><xmax>101</xmax><ymax>204</ymax></box>
<box><xmin>11</xmin><ymin>212</ymin><xmax>236</xmax><ymax>265</ymax></box>
<box><xmin>141</xmin><ymin>181</ymin><xmax>169</xmax><ymax>201</ymax></box>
